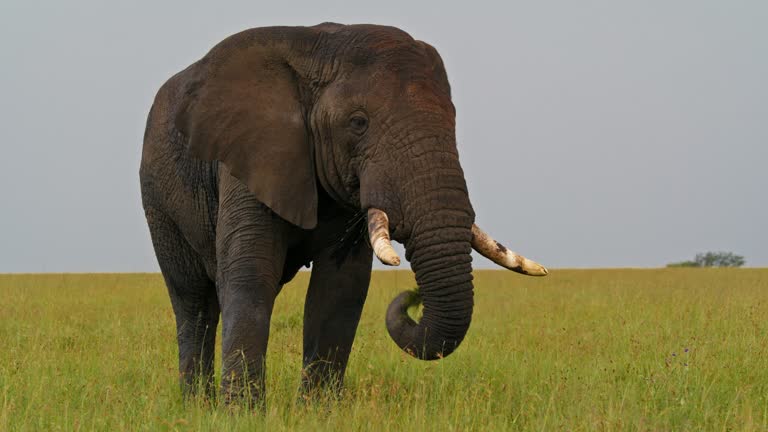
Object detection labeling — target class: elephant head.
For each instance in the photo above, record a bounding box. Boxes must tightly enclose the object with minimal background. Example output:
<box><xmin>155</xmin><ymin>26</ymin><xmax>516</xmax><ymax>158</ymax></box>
<box><xmin>175</xmin><ymin>23</ymin><xmax>547</xmax><ymax>360</ymax></box>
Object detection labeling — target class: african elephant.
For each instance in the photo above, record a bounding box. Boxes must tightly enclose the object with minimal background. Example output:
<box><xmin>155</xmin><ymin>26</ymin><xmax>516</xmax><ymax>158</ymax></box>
<box><xmin>140</xmin><ymin>23</ymin><xmax>547</xmax><ymax>405</ymax></box>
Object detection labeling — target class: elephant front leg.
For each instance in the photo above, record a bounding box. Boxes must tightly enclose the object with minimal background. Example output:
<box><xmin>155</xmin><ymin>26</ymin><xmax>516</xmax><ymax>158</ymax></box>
<box><xmin>301</xmin><ymin>240</ymin><xmax>373</xmax><ymax>398</ymax></box>
<box><xmin>219</xmin><ymin>284</ymin><xmax>276</xmax><ymax>409</ymax></box>
<box><xmin>215</xmin><ymin>187</ymin><xmax>292</xmax><ymax>409</ymax></box>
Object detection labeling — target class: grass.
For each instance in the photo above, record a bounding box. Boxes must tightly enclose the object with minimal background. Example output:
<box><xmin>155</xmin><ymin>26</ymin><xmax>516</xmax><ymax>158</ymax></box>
<box><xmin>1</xmin><ymin>268</ymin><xmax>767</xmax><ymax>431</ymax></box>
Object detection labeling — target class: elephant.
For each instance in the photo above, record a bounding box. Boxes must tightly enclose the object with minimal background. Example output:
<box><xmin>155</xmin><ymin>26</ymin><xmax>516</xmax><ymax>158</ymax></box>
<box><xmin>140</xmin><ymin>22</ymin><xmax>547</xmax><ymax>405</ymax></box>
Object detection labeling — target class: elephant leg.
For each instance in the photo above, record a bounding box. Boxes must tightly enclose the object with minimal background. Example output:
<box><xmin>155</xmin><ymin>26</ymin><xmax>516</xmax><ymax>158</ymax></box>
<box><xmin>301</xmin><ymin>240</ymin><xmax>373</xmax><ymax>397</ymax></box>
<box><xmin>145</xmin><ymin>207</ymin><xmax>219</xmax><ymax>398</ymax></box>
<box><xmin>215</xmin><ymin>192</ymin><xmax>291</xmax><ymax>408</ymax></box>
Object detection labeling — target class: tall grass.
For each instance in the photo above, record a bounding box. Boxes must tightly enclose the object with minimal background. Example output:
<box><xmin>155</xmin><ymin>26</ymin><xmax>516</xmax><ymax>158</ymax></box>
<box><xmin>1</xmin><ymin>269</ymin><xmax>767</xmax><ymax>431</ymax></box>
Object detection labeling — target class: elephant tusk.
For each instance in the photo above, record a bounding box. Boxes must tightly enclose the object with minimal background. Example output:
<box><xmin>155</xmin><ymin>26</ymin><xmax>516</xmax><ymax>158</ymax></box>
<box><xmin>367</xmin><ymin>208</ymin><xmax>401</xmax><ymax>266</ymax></box>
<box><xmin>470</xmin><ymin>224</ymin><xmax>548</xmax><ymax>276</ymax></box>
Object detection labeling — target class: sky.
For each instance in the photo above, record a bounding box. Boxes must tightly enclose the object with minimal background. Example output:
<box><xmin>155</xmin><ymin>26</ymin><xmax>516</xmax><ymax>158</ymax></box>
<box><xmin>1</xmin><ymin>1</ymin><xmax>766</xmax><ymax>272</ymax></box>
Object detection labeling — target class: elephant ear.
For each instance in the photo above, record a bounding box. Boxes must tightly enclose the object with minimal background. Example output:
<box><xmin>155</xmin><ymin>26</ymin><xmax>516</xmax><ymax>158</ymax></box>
<box><xmin>176</xmin><ymin>44</ymin><xmax>317</xmax><ymax>229</ymax></box>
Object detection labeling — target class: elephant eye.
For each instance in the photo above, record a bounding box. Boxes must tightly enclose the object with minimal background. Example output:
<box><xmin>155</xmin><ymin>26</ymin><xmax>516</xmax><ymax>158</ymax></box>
<box><xmin>349</xmin><ymin>114</ymin><xmax>369</xmax><ymax>135</ymax></box>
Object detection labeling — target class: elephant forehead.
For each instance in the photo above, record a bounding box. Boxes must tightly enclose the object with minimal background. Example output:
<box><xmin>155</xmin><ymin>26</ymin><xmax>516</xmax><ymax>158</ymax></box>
<box><xmin>317</xmin><ymin>68</ymin><xmax>451</xmax><ymax>116</ymax></box>
<box><xmin>405</xmin><ymin>81</ymin><xmax>443</xmax><ymax>102</ymax></box>
<box><xmin>319</xmin><ymin>76</ymin><xmax>392</xmax><ymax>106</ymax></box>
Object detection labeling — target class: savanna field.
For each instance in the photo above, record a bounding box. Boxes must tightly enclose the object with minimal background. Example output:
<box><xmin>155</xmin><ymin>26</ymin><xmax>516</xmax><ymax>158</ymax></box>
<box><xmin>1</xmin><ymin>269</ymin><xmax>767</xmax><ymax>431</ymax></box>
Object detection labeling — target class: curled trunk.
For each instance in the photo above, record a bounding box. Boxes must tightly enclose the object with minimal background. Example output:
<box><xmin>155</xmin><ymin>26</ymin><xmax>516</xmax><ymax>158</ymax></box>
<box><xmin>374</xmin><ymin>133</ymin><xmax>476</xmax><ymax>360</ymax></box>
<box><xmin>385</xmin><ymin>212</ymin><xmax>474</xmax><ymax>360</ymax></box>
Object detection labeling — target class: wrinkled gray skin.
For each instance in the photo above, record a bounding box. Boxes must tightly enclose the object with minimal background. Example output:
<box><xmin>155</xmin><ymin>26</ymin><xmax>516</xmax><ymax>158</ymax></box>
<box><xmin>140</xmin><ymin>23</ymin><xmax>476</xmax><ymax>405</ymax></box>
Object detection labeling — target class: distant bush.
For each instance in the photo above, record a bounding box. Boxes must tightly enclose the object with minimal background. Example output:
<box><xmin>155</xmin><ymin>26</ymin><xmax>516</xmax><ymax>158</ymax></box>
<box><xmin>667</xmin><ymin>252</ymin><xmax>745</xmax><ymax>268</ymax></box>
<box><xmin>667</xmin><ymin>260</ymin><xmax>699</xmax><ymax>268</ymax></box>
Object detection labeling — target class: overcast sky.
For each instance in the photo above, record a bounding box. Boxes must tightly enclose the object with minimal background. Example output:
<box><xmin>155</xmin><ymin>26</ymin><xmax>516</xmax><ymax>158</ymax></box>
<box><xmin>1</xmin><ymin>1</ymin><xmax>766</xmax><ymax>272</ymax></box>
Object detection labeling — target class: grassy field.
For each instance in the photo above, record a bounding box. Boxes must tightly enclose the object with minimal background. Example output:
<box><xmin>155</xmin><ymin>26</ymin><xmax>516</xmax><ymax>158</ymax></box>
<box><xmin>1</xmin><ymin>269</ymin><xmax>767</xmax><ymax>431</ymax></box>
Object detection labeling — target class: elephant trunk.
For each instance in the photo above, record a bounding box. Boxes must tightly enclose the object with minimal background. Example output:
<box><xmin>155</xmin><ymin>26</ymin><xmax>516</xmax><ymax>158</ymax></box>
<box><xmin>385</xmin><ymin>215</ymin><xmax>474</xmax><ymax>360</ymax></box>
<box><xmin>383</xmin><ymin>159</ymin><xmax>476</xmax><ymax>359</ymax></box>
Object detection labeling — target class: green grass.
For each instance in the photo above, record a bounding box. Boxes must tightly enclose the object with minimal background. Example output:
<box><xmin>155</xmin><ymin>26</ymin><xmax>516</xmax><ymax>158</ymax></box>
<box><xmin>1</xmin><ymin>269</ymin><xmax>767</xmax><ymax>431</ymax></box>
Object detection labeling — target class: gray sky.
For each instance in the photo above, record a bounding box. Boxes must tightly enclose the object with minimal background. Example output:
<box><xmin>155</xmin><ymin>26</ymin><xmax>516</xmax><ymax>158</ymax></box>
<box><xmin>1</xmin><ymin>1</ymin><xmax>766</xmax><ymax>272</ymax></box>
